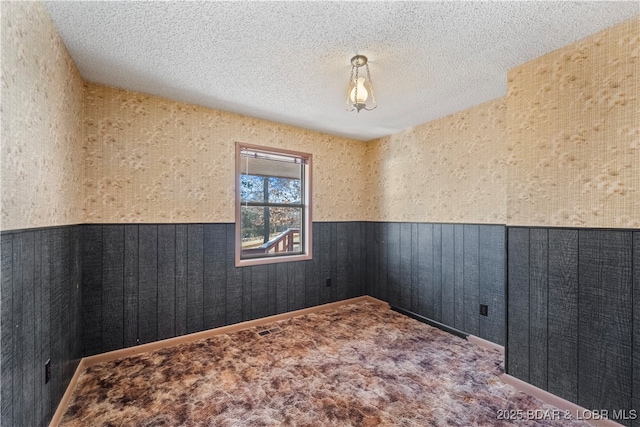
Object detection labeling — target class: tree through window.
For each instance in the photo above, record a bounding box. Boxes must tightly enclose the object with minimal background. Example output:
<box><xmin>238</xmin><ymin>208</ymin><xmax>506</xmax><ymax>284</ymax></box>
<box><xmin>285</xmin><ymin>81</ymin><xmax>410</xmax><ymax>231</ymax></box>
<box><xmin>235</xmin><ymin>143</ymin><xmax>312</xmax><ymax>266</ymax></box>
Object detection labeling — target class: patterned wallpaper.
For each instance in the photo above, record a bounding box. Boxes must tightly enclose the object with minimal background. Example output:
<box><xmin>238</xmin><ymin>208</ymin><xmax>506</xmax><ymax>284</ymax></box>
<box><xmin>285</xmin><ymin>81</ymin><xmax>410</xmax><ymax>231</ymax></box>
<box><xmin>83</xmin><ymin>84</ymin><xmax>368</xmax><ymax>223</ymax></box>
<box><xmin>1</xmin><ymin>2</ymin><xmax>84</xmax><ymax>231</ymax></box>
<box><xmin>3</xmin><ymin>5</ymin><xmax>637</xmax><ymax>230</ymax></box>
<box><xmin>507</xmin><ymin>17</ymin><xmax>639</xmax><ymax>228</ymax></box>
<box><xmin>363</xmin><ymin>99</ymin><xmax>507</xmax><ymax>223</ymax></box>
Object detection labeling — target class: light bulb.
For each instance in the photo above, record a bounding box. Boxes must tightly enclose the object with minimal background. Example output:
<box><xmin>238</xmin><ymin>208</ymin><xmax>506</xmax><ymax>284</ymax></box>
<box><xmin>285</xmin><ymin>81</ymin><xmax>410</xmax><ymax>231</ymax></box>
<box><xmin>349</xmin><ymin>77</ymin><xmax>368</xmax><ymax>104</ymax></box>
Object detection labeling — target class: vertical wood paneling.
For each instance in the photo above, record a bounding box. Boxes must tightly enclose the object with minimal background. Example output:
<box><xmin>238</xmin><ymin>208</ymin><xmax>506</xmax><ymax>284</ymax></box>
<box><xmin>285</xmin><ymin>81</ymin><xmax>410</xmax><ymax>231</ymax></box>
<box><xmin>424</xmin><ymin>224</ymin><xmax>436</xmax><ymax>318</ymax></box>
<box><xmin>479</xmin><ymin>225</ymin><xmax>505</xmax><ymax>346</ymax></box>
<box><xmin>432</xmin><ymin>224</ymin><xmax>443</xmax><ymax>322</ymax></box>
<box><xmin>453</xmin><ymin>225</ymin><xmax>465</xmax><ymax>331</ymax></box>
<box><xmin>20</xmin><ymin>232</ymin><xmax>35</xmax><ymax>427</ymax></box>
<box><xmin>387</xmin><ymin>223</ymin><xmax>401</xmax><ymax>307</ymax></box>
<box><xmin>376</xmin><ymin>223</ymin><xmax>506</xmax><ymax>344</ymax></box>
<box><xmin>528</xmin><ymin>228</ymin><xmax>548</xmax><ymax>389</ymax></box>
<box><xmin>251</xmin><ymin>264</ymin><xmax>270</xmax><ymax>320</ymax></box>
<box><xmin>40</xmin><ymin>230</ymin><xmax>52</xmax><ymax>423</ymax></box>
<box><xmin>410</xmin><ymin>224</ymin><xmax>419</xmax><ymax>313</ymax></box>
<box><xmin>352</xmin><ymin>223</ymin><xmax>364</xmax><ymax>298</ymax></box>
<box><xmin>82</xmin><ymin>226</ymin><xmax>102</xmax><ymax>356</ymax></box>
<box><xmin>463</xmin><ymin>225</ymin><xmax>479</xmax><ymax>335</ymax></box>
<box><xmin>379</xmin><ymin>222</ymin><xmax>388</xmax><ymax>302</ymax></box>
<box><xmin>336</xmin><ymin>222</ymin><xmax>349</xmax><ymax>302</ymax></box>
<box><xmin>507</xmin><ymin>227</ymin><xmax>529</xmax><ymax>382</ymax></box>
<box><xmin>399</xmin><ymin>223</ymin><xmax>412</xmax><ymax>310</ymax></box>
<box><xmin>268</xmin><ymin>264</ymin><xmax>278</xmax><ymax>315</ymax></box>
<box><xmin>157</xmin><ymin>225</ymin><xmax>176</xmax><ymax>340</ymax></box>
<box><xmin>417</xmin><ymin>223</ymin><xmax>431</xmax><ymax>318</ymax></box>
<box><xmin>203</xmin><ymin>224</ymin><xmax>226</xmax><ymax>329</ymax></box>
<box><xmin>317</xmin><ymin>223</ymin><xmax>331</xmax><ymax>305</ymax></box>
<box><xmin>138</xmin><ymin>225</ymin><xmax>158</xmax><ymax>345</ymax></box>
<box><xmin>547</xmin><ymin>229</ymin><xmax>579</xmax><ymax>403</ymax></box>
<box><xmin>1</xmin><ymin>227</ymin><xmax>82</xmax><ymax>427</ymax></box>
<box><xmin>441</xmin><ymin>225</ymin><xmax>455</xmax><ymax>326</ymax></box>
<box><xmin>51</xmin><ymin>227</ymin><xmax>71</xmax><ymax>410</ymax></box>
<box><xmin>78</xmin><ymin>222</ymin><xmax>508</xmax><ymax>355</ymax></box>
<box><xmin>65</xmin><ymin>228</ymin><xmax>84</xmax><ymax>425</ymax></box>
<box><xmin>329</xmin><ymin>223</ymin><xmax>338</xmax><ymax>303</ymax></box>
<box><xmin>57</xmin><ymin>227</ymin><xmax>71</xmax><ymax>395</ymax></box>
<box><xmin>276</xmin><ymin>262</ymin><xmax>288</xmax><ymax>314</ymax></box>
<box><xmin>11</xmin><ymin>234</ymin><xmax>23</xmax><ymax>425</ymax></box>
<box><xmin>288</xmin><ymin>261</ymin><xmax>305</xmax><ymax>311</ymax></box>
<box><xmin>102</xmin><ymin>226</ymin><xmax>124</xmax><ymax>353</ymax></box>
<box><xmin>69</xmin><ymin>227</ymin><xmax>83</xmax><ymax>368</ymax></box>
<box><xmin>349</xmin><ymin>223</ymin><xmax>357</xmax><ymax>298</ymax></box>
<box><xmin>225</xmin><ymin>224</ymin><xmax>243</xmax><ymax>324</ymax></box>
<box><xmin>202</xmin><ymin>224</ymin><xmax>215</xmax><ymax>330</ymax></box>
<box><xmin>186</xmin><ymin>224</ymin><xmax>204</xmax><ymax>333</ymax></box>
<box><xmin>123</xmin><ymin>225</ymin><xmax>139</xmax><ymax>347</ymax></box>
<box><xmin>360</xmin><ymin>222</ymin><xmax>367</xmax><ymax>297</ymax></box>
<box><xmin>242</xmin><ymin>268</ymin><xmax>252</xmax><ymax>320</ymax></box>
<box><xmin>304</xmin><ymin>223</ymin><xmax>320</xmax><ymax>308</ymax></box>
<box><xmin>578</xmin><ymin>230</ymin><xmax>633</xmax><ymax>414</ymax></box>
<box><xmin>242</xmin><ymin>261</ymin><xmax>253</xmax><ymax>322</ymax></box>
<box><xmin>33</xmin><ymin>231</ymin><xmax>42</xmax><ymax>427</ymax></box>
<box><xmin>285</xmin><ymin>262</ymin><xmax>304</xmax><ymax>311</ymax></box>
<box><xmin>1</xmin><ymin>233</ymin><xmax>12</xmax><ymax>427</ymax></box>
<box><xmin>174</xmin><ymin>225</ymin><xmax>188</xmax><ymax>336</ymax></box>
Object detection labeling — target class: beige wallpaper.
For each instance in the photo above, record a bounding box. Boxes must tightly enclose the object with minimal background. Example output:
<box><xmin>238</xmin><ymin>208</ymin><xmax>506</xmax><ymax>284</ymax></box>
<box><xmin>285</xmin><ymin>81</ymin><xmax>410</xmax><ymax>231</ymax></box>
<box><xmin>83</xmin><ymin>83</ymin><xmax>368</xmax><ymax>223</ymax></box>
<box><xmin>1</xmin><ymin>2</ymin><xmax>85</xmax><ymax>231</ymax></box>
<box><xmin>507</xmin><ymin>17</ymin><xmax>639</xmax><ymax>228</ymax></box>
<box><xmin>3</xmin><ymin>5</ymin><xmax>637</xmax><ymax>230</ymax></box>
<box><xmin>363</xmin><ymin>99</ymin><xmax>506</xmax><ymax>223</ymax></box>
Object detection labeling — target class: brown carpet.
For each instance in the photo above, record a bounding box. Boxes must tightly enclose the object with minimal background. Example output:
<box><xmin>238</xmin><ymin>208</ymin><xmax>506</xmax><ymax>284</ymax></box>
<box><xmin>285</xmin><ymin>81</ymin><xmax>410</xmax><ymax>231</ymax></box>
<box><xmin>60</xmin><ymin>301</ymin><xmax>588</xmax><ymax>426</ymax></box>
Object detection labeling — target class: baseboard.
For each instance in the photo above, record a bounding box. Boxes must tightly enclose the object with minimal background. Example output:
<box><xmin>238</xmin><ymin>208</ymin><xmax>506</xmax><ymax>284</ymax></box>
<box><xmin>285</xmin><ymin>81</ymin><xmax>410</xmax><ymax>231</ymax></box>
<box><xmin>390</xmin><ymin>305</ymin><xmax>469</xmax><ymax>340</ymax></box>
<box><xmin>49</xmin><ymin>296</ymin><xmax>384</xmax><ymax>426</ymax></box>
<box><xmin>501</xmin><ymin>374</ymin><xmax>625</xmax><ymax>427</ymax></box>
<box><xmin>362</xmin><ymin>295</ymin><xmax>388</xmax><ymax>306</ymax></box>
<box><xmin>49</xmin><ymin>358</ymin><xmax>86</xmax><ymax>427</ymax></box>
<box><xmin>467</xmin><ymin>334</ymin><xmax>504</xmax><ymax>354</ymax></box>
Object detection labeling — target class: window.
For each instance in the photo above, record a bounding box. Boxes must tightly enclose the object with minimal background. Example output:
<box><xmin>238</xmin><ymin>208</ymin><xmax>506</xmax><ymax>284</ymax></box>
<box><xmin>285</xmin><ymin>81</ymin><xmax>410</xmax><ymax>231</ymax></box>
<box><xmin>235</xmin><ymin>142</ymin><xmax>312</xmax><ymax>267</ymax></box>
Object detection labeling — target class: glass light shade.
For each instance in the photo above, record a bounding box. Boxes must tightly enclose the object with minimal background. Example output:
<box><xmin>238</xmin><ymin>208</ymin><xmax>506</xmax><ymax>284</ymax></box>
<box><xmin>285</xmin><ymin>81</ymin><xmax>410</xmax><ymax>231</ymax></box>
<box><xmin>349</xmin><ymin>77</ymin><xmax>368</xmax><ymax>104</ymax></box>
<box><xmin>345</xmin><ymin>55</ymin><xmax>376</xmax><ymax>112</ymax></box>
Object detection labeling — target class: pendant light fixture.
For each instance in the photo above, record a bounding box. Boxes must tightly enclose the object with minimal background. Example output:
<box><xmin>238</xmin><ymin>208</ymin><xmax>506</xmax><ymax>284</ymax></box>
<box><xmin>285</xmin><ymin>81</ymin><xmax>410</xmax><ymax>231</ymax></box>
<box><xmin>346</xmin><ymin>55</ymin><xmax>377</xmax><ymax>112</ymax></box>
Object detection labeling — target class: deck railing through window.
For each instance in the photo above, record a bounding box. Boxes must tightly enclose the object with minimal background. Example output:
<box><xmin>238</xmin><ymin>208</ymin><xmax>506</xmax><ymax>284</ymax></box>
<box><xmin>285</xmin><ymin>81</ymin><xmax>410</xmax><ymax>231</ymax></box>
<box><xmin>242</xmin><ymin>228</ymin><xmax>300</xmax><ymax>255</ymax></box>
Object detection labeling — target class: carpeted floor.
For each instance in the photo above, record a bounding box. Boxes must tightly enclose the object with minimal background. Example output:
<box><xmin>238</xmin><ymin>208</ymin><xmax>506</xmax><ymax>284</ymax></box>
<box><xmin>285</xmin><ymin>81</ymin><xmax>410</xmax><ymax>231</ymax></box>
<box><xmin>60</xmin><ymin>301</ymin><xmax>588</xmax><ymax>426</ymax></box>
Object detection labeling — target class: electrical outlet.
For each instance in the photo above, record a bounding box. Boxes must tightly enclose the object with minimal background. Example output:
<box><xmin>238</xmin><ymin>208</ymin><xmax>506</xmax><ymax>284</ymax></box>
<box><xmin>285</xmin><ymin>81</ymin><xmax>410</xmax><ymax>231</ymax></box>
<box><xmin>326</xmin><ymin>278</ymin><xmax>331</xmax><ymax>287</ymax></box>
<box><xmin>45</xmin><ymin>359</ymin><xmax>51</xmax><ymax>384</ymax></box>
<box><xmin>480</xmin><ymin>304</ymin><xmax>488</xmax><ymax>316</ymax></box>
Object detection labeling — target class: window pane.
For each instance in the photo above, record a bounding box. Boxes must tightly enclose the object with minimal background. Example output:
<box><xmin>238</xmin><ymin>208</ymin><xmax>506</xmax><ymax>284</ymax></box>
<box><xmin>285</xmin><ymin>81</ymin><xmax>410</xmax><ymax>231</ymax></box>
<box><xmin>266</xmin><ymin>177</ymin><xmax>301</xmax><ymax>204</ymax></box>
<box><xmin>241</xmin><ymin>206</ymin><xmax>302</xmax><ymax>257</ymax></box>
<box><xmin>241</xmin><ymin>206</ymin><xmax>266</xmax><ymax>241</ymax></box>
<box><xmin>241</xmin><ymin>175</ymin><xmax>302</xmax><ymax>204</ymax></box>
<box><xmin>240</xmin><ymin>175</ymin><xmax>265</xmax><ymax>203</ymax></box>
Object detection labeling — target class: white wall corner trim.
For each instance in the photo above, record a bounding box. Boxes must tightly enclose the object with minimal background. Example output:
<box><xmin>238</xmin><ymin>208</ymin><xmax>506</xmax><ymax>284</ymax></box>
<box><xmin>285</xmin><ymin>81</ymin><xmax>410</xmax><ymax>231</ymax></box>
<box><xmin>467</xmin><ymin>334</ymin><xmax>505</xmax><ymax>354</ymax></box>
<box><xmin>501</xmin><ymin>374</ymin><xmax>626</xmax><ymax>427</ymax></box>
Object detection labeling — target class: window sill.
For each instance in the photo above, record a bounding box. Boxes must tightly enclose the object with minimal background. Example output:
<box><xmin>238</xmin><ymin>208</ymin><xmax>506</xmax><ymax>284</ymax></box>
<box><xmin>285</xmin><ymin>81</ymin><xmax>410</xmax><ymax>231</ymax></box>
<box><xmin>235</xmin><ymin>252</ymin><xmax>312</xmax><ymax>268</ymax></box>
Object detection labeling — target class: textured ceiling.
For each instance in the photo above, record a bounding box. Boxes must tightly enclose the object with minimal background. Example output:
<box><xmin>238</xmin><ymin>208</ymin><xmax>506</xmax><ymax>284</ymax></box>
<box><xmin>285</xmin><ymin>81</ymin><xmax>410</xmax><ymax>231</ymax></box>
<box><xmin>44</xmin><ymin>1</ymin><xmax>639</xmax><ymax>141</ymax></box>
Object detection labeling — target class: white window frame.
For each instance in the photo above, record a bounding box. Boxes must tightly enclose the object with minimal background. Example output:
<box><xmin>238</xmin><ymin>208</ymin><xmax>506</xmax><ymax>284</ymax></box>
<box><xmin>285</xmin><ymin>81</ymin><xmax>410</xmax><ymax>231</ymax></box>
<box><xmin>235</xmin><ymin>142</ymin><xmax>312</xmax><ymax>267</ymax></box>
